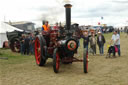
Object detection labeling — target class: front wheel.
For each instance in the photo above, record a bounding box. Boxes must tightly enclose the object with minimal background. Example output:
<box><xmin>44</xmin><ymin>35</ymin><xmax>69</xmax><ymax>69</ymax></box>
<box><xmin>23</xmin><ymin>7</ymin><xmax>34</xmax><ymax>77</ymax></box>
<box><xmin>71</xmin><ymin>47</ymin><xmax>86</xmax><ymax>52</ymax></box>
<box><xmin>83</xmin><ymin>48</ymin><xmax>88</xmax><ymax>73</ymax></box>
<box><xmin>53</xmin><ymin>48</ymin><xmax>60</xmax><ymax>73</ymax></box>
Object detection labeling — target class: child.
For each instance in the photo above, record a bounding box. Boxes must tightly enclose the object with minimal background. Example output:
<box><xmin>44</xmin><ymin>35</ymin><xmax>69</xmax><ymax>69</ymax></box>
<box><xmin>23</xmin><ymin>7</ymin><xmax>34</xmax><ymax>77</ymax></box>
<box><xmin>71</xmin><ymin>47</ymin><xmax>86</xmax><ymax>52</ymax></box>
<box><xmin>82</xmin><ymin>31</ymin><xmax>89</xmax><ymax>50</ymax></box>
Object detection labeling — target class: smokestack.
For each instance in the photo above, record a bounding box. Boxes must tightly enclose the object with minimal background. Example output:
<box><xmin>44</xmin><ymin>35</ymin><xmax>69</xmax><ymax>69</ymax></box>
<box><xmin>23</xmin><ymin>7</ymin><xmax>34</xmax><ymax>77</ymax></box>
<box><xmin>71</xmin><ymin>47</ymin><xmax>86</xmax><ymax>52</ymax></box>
<box><xmin>64</xmin><ymin>4</ymin><xmax>72</xmax><ymax>30</ymax></box>
<box><xmin>42</xmin><ymin>20</ymin><xmax>45</xmax><ymax>25</ymax></box>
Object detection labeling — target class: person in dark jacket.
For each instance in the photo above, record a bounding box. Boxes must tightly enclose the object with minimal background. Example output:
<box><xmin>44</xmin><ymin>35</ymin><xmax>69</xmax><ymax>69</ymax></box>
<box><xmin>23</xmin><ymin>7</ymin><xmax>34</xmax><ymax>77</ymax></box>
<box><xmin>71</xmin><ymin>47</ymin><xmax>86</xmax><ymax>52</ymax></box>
<box><xmin>97</xmin><ymin>31</ymin><xmax>106</xmax><ymax>55</ymax></box>
<box><xmin>24</xmin><ymin>35</ymin><xmax>30</xmax><ymax>55</ymax></box>
<box><xmin>127</xmin><ymin>29</ymin><xmax>128</xmax><ymax>36</ymax></box>
<box><xmin>20</xmin><ymin>34</ymin><xmax>25</xmax><ymax>55</ymax></box>
<box><xmin>29</xmin><ymin>33</ymin><xmax>35</xmax><ymax>55</ymax></box>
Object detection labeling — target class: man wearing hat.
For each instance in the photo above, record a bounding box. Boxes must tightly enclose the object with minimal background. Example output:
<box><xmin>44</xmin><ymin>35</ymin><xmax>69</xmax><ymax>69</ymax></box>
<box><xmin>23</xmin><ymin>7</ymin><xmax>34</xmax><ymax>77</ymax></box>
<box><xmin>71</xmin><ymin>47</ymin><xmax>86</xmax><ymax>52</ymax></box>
<box><xmin>90</xmin><ymin>32</ymin><xmax>97</xmax><ymax>55</ymax></box>
<box><xmin>97</xmin><ymin>31</ymin><xmax>106</xmax><ymax>55</ymax></box>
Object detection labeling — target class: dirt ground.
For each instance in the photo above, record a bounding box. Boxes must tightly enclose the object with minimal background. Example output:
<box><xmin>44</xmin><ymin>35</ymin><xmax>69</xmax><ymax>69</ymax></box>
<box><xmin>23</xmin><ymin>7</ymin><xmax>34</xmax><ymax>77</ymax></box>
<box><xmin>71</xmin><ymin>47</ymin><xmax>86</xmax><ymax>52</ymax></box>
<box><xmin>0</xmin><ymin>33</ymin><xmax>128</xmax><ymax>85</ymax></box>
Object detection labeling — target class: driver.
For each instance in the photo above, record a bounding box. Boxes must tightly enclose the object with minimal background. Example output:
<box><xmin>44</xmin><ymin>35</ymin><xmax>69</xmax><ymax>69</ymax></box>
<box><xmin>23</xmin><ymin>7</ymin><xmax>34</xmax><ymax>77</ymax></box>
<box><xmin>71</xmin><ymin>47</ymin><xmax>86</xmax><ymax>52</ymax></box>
<box><xmin>42</xmin><ymin>21</ymin><xmax>50</xmax><ymax>47</ymax></box>
<box><xmin>42</xmin><ymin>21</ymin><xmax>50</xmax><ymax>32</ymax></box>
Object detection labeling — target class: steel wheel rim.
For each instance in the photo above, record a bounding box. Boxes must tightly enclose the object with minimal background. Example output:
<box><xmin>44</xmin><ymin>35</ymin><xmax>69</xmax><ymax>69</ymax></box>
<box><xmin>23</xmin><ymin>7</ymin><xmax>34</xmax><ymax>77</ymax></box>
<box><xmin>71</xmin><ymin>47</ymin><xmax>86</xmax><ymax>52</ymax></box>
<box><xmin>86</xmin><ymin>52</ymin><xmax>88</xmax><ymax>72</ymax></box>
<box><xmin>35</xmin><ymin>38</ymin><xmax>41</xmax><ymax>65</ymax></box>
<box><xmin>56</xmin><ymin>52</ymin><xmax>60</xmax><ymax>70</ymax></box>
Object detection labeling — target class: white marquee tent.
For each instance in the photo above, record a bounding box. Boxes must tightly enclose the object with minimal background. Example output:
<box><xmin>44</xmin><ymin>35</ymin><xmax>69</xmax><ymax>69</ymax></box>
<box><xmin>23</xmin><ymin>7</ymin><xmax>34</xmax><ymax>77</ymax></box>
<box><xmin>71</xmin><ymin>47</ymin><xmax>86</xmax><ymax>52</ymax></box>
<box><xmin>0</xmin><ymin>22</ymin><xmax>22</xmax><ymax>48</ymax></box>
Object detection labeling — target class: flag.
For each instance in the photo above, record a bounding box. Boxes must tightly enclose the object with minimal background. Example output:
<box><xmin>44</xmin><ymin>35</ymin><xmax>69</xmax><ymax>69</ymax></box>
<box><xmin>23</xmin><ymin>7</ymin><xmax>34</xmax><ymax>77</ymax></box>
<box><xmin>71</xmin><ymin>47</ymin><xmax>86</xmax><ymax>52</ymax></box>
<box><xmin>98</xmin><ymin>22</ymin><xmax>100</xmax><ymax>25</ymax></box>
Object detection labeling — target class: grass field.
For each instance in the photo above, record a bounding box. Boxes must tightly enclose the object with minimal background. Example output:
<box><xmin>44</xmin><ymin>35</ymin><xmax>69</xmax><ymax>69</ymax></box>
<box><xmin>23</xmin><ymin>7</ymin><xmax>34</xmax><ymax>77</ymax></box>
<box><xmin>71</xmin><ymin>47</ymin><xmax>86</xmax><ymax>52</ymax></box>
<box><xmin>0</xmin><ymin>33</ymin><xmax>128</xmax><ymax>85</ymax></box>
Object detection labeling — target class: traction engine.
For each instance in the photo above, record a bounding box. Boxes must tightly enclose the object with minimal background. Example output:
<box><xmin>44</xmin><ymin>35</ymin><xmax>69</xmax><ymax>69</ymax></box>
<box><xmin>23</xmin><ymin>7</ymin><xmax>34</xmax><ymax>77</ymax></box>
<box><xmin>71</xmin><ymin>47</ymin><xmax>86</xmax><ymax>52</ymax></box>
<box><xmin>35</xmin><ymin>4</ymin><xmax>88</xmax><ymax>73</ymax></box>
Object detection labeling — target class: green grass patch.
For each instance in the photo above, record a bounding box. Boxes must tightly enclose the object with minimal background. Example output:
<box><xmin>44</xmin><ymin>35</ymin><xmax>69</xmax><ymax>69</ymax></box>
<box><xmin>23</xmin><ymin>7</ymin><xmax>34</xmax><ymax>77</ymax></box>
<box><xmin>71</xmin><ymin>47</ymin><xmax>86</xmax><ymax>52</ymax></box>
<box><xmin>0</xmin><ymin>49</ymin><xmax>34</xmax><ymax>65</ymax></box>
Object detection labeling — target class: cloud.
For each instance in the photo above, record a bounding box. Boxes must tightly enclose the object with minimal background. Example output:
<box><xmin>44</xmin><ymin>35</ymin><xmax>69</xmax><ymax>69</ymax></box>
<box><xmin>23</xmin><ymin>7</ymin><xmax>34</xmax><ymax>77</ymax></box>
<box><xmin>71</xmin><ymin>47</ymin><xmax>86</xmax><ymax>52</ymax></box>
<box><xmin>111</xmin><ymin>0</ymin><xmax>128</xmax><ymax>4</ymax></box>
<box><xmin>69</xmin><ymin>0</ymin><xmax>128</xmax><ymax>26</ymax></box>
<box><xmin>72</xmin><ymin>1</ymin><xmax>128</xmax><ymax>18</ymax></box>
<box><xmin>0</xmin><ymin>0</ymin><xmax>128</xmax><ymax>27</ymax></box>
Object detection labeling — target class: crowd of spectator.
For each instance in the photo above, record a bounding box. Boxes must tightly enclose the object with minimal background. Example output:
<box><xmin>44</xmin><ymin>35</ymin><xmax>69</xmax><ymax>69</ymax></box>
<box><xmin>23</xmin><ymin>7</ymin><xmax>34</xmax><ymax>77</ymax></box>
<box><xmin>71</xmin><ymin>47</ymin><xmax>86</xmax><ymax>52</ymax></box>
<box><xmin>20</xmin><ymin>33</ymin><xmax>35</xmax><ymax>55</ymax></box>
<box><xmin>82</xmin><ymin>30</ymin><xmax>106</xmax><ymax>55</ymax></box>
<box><xmin>81</xmin><ymin>29</ymin><xmax>121</xmax><ymax>57</ymax></box>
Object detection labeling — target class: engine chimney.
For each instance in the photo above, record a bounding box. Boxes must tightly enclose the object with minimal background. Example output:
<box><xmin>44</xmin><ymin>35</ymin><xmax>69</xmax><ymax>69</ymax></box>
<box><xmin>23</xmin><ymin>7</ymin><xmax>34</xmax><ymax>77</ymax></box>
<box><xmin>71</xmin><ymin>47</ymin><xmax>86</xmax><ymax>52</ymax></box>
<box><xmin>42</xmin><ymin>20</ymin><xmax>45</xmax><ymax>25</ymax></box>
<box><xmin>64</xmin><ymin>4</ymin><xmax>72</xmax><ymax>30</ymax></box>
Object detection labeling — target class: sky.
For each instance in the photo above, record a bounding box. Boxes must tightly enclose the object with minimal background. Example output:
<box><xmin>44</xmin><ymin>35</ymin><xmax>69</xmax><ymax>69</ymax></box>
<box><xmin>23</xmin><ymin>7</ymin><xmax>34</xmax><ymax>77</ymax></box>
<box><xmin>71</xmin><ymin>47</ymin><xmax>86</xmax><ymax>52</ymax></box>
<box><xmin>0</xmin><ymin>0</ymin><xmax>128</xmax><ymax>27</ymax></box>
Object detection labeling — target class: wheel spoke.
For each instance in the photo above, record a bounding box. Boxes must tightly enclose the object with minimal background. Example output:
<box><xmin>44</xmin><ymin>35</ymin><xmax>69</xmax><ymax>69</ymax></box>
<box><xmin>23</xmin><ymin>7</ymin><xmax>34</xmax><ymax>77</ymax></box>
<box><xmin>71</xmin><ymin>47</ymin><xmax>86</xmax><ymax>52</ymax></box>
<box><xmin>38</xmin><ymin>48</ymin><xmax>41</xmax><ymax>53</ymax></box>
<box><xmin>38</xmin><ymin>53</ymin><xmax>40</xmax><ymax>58</ymax></box>
<box><xmin>38</xmin><ymin>56</ymin><xmax>40</xmax><ymax>61</ymax></box>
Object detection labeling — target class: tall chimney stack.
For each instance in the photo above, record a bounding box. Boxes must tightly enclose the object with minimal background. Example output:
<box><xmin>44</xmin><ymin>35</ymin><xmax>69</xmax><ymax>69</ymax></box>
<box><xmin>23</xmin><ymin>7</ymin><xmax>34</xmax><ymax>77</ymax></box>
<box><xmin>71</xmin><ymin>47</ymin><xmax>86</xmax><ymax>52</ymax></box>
<box><xmin>64</xmin><ymin>4</ymin><xmax>72</xmax><ymax>30</ymax></box>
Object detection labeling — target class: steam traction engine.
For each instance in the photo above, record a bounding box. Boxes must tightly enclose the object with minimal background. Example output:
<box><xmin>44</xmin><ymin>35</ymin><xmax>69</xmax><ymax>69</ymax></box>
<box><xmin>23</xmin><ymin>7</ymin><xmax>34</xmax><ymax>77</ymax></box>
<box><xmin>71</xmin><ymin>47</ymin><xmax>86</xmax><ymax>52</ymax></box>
<box><xmin>7</xmin><ymin>30</ymin><xmax>23</xmax><ymax>52</ymax></box>
<box><xmin>34</xmin><ymin>4</ymin><xmax>88</xmax><ymax>73</ymax></box>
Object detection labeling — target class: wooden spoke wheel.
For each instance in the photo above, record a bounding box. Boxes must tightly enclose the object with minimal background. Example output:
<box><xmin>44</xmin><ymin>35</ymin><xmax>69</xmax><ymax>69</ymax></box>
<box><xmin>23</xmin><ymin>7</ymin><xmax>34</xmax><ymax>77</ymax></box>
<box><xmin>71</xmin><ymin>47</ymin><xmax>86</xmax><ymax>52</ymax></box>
<box><xmin>83</xmin><ymin>48</ymin><xmax>88</xmax><ymax>73</ymax></box>
<box><xmin>10</xmin><ymin>39</ymin><xmax>20</xmax><ymax>52</ymax></box>
<box><xmin>35</xmin><ymin>36</ymin><xmax>46</xmax><ymax>66</ymax></box>
<box><xmin>53</xmin><ymin>48</ymin><xmax>60</xmax><ymax>73</ymax></box>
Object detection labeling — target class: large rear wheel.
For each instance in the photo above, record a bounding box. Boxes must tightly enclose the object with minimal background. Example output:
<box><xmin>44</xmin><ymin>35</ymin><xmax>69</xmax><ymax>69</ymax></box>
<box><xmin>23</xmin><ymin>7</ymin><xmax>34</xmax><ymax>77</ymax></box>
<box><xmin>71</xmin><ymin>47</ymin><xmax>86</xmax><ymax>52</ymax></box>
<box><xmin>53</xmin><ymin>48</ymin><xmax>60</xmax><ymax>73</ymax></box>
<box><xmin>83</xmin><ymin>48</ymin><xmax>88</xmax><ymax>73</ymax></box>
<box><xmin>35</xmin><ymin>36</ymin><xmax>46</xmax><ymax>66</ymax></box>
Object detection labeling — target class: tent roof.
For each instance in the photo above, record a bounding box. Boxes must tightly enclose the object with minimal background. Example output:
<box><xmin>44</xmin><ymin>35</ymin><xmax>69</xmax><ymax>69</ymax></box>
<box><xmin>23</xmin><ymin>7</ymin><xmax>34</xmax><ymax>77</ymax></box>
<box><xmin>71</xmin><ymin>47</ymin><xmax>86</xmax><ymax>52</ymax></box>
<box><xmin>0</xmin><ymin>22</ymin><xmax>23</xmax><ymax>33</ymax></box>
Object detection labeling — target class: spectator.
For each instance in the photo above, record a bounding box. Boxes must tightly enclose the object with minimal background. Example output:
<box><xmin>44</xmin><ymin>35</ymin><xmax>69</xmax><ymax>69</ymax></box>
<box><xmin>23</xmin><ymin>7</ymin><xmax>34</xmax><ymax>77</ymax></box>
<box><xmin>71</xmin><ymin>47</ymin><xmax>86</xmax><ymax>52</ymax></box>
<box><xmin>97</xmin><ymin>31</ymin><xmax>106</xmax><ymax>55</ymax></box>
<box><xmin>24</xmin><ymin>35</ymin><xmax>30</xmax><ymax>55</ymax></box>
<box><xmin>110</xmin><ymin>30</ymin><xmax>121</xmax><ymax>56</ymax></box>
<box><xmin>82</xmin><ymin>31</ymin><xmax>89</xmax><ymax>50</ymax></box>
<box><xmin>20</xmin><ymin>34</ymin><xmax>25</xmax><ymax>54</ymax></box>
<box><xmin>117</xmin><ymin>28</ymin><xmax>120</xmax><ymax>35</ymax></box>
<box><xmin>121</xmin><ymin>28</ymin><xmax>123</xmax><ymax>32</ymax></box>
<box><xmin>29</xmin><ymin>33</ymin><xmax>35</xmax><ymax>55</ymax></box>
<box><xmin>90</xmin><ymin>32</ymin><xmax>97</xmax><ymax>55</ymax></box>
<box><xmin>127</xmin><ymin>29</ymin><xmax>128</xmax><ymax>36</ymax></box>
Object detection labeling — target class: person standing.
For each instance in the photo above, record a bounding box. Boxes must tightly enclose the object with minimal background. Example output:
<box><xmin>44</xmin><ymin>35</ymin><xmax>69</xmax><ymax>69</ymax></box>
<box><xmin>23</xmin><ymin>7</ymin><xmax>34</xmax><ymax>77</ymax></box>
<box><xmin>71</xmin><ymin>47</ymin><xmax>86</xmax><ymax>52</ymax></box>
<box><xmin>82</xmin><ymin>31</ymin><xmax>89</xmax><ymax>50</ymax></box>
<box><xmin>97</xmin><ymin>31</ymin><xmax>106</xmax><ymax>55</ymax></box>
<box><xmin>90</xmin><ymin>32</ymin><xmax>97</xmax><ymax>55</ymax></box>
<box><xmin>20</xmin><ymin>34</ymin><xmax>25</xmax><ymax>54</ymax></box>
<box><xmin>127</xmin><ymin>29</ymin><xmax>128</xmax><ymax>36</ymax></box>
<box><xmin>29</xmin><ymin>33</ymin><xmax>35</xmax><ymax>55</ymax></box>
<box><xmin>24</xmin><ymin>35</ymin><xmax>30</xmax><ymax>55</ymax></box>
<box><xmin>117</xmin><ymin>28</ymin><xmax>120</xmax><ymax>35</ymax></box>
<box><xmin>110</xmin><ymin>30</ymin><xmax>121</xmax><ymax>56</ymax></box>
